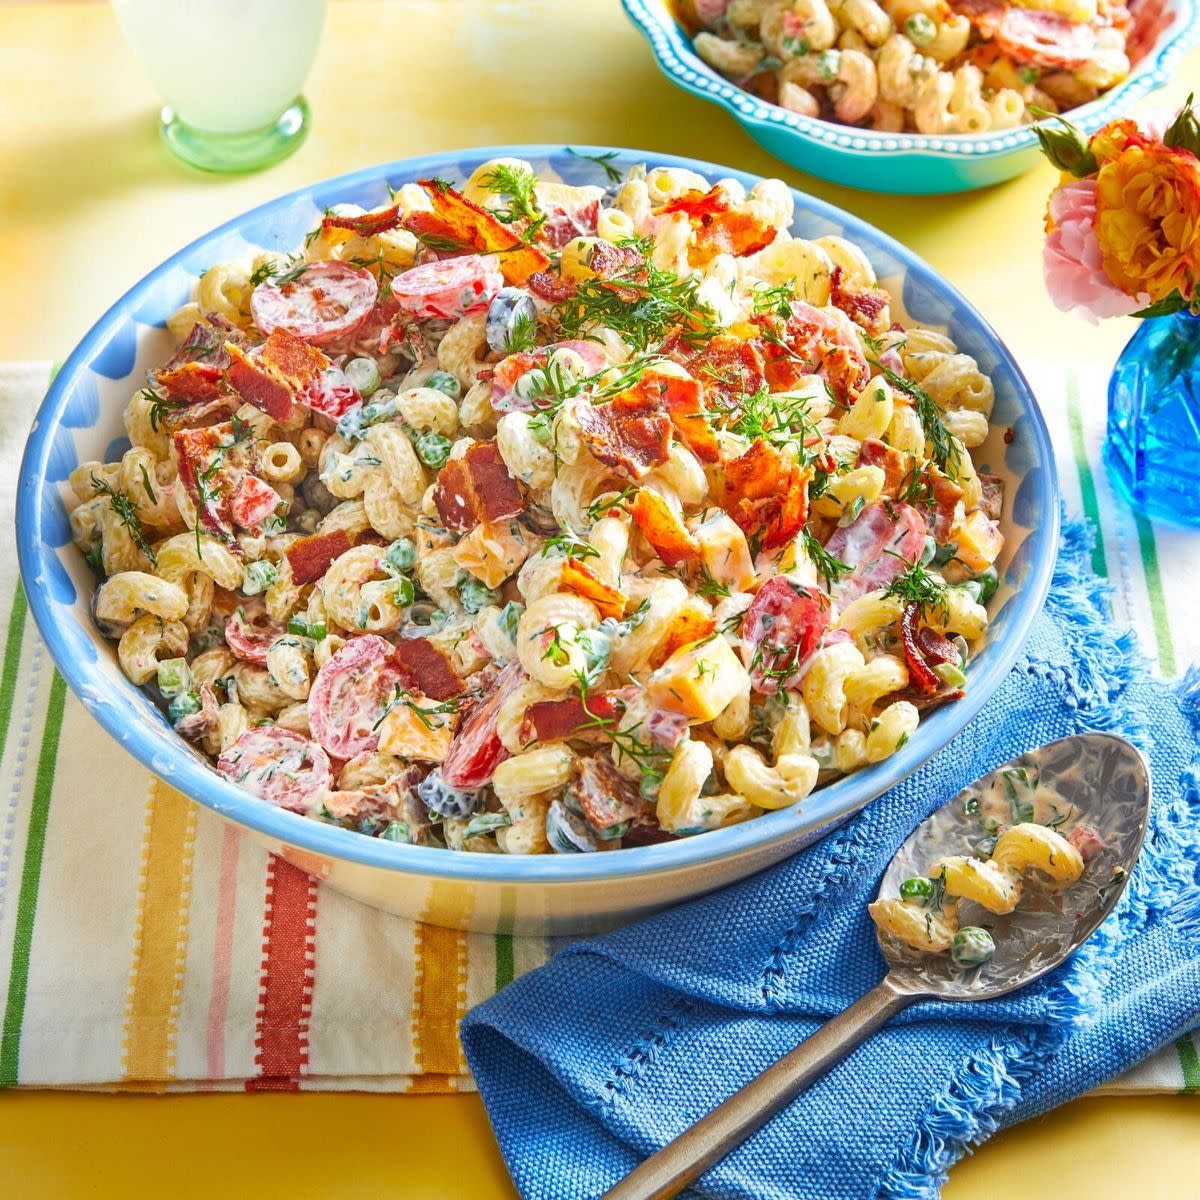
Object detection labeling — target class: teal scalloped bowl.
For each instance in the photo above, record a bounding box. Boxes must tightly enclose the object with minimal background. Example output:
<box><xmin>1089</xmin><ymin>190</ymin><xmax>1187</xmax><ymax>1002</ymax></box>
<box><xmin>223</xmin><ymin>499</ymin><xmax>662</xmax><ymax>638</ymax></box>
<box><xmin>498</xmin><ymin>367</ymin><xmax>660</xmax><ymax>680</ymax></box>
<box><xmin>622</xmin><ymin>0</ymin><xmax>1199</xmax><ymax>194</ymax></box>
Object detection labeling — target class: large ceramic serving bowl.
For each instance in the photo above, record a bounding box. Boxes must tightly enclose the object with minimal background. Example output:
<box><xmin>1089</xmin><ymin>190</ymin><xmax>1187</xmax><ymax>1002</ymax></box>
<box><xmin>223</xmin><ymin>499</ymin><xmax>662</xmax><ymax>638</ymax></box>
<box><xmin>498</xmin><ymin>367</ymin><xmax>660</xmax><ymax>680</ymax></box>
<box><xmin>623</xmin><ymin>0</ymin><xmax>1200</xmax><ymax>194</ymax></box>
<box><xmin>16</xmin><ymin>146</ymin><xmax>1058</xmax><ymax>934</ymax></box>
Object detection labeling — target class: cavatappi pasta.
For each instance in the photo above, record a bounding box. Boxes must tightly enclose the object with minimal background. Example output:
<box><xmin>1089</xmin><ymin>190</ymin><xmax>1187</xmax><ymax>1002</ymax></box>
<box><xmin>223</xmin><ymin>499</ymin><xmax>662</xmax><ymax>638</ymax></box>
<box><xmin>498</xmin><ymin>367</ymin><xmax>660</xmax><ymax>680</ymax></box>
<box><xmin>684</xmin><ymin>0</ymin><xmax>1141</xmax><ymax>136</ymax></box>
<box><xmin>71</xmin><ymin>159</ymin><xmax>1006</xmax><ymax>854</ymax></box>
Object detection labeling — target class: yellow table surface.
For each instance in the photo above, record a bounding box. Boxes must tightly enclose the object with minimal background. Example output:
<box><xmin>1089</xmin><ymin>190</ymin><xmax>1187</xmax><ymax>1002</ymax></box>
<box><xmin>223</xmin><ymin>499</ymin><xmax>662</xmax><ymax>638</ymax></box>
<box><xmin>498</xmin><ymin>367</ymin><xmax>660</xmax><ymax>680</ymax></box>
<box><xmin>1</xmin><ymin>2</ymin><xmax>1197</xmax><ymax>1196</ymax></box>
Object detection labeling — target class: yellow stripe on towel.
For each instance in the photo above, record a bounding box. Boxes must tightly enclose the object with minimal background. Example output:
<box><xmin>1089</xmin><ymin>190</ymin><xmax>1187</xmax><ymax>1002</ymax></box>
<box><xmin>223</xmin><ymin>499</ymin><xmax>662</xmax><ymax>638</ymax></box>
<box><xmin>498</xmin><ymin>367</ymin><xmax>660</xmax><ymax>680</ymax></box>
<box><xmin>120</xmin><ymin>778</ymin><xmax>197</xmax><ymax>1089</ymax></box>
<box><xmin>410</xmin><ymin>882</ymin><xmax>471</xmax><ymax>1092</ymax></box>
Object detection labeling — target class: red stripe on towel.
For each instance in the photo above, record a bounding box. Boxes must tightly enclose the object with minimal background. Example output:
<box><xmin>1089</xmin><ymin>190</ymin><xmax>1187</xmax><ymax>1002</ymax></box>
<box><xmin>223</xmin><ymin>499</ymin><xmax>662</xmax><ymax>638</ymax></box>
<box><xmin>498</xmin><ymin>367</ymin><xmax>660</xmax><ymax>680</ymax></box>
<box><xmin>246</xmin><ymin>856</ymin><xmax>317</xmax><ymax>1091</ymax></box>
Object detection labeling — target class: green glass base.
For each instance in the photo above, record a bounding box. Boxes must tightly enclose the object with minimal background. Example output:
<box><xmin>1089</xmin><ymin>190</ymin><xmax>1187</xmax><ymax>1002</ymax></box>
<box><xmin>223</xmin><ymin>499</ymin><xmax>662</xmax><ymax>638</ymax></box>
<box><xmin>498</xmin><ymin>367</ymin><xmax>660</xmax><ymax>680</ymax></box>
<box><xmin>160</xmin><ymin>97</ymin><xmax>310</xmax><ymax>174</ymax></box>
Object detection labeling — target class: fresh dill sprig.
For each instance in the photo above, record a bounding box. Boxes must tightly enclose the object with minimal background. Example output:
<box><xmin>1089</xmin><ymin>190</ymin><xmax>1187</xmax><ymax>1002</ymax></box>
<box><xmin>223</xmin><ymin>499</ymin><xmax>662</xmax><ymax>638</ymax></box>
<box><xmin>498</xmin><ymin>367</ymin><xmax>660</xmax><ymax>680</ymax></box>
<box><xmin>750</xmin><ymin>279</ymin><xmax>798</xmax><ymax>320</ymax></box>
<box><xmin>869</xmin><ymin>359</ymin><xmax>961</xmax><ymax>478</ymax></box>
<box><xmin>90</xmin><ymin>474</ymin><xmax>157</xmax><ymax>566</ymax></box>
<box><xmin>541</xmin><ymin>531</ymin><xmax>599</xmax><ymax>561</ymax></box>
<box><xmin>800</xmin><ymin>528</ymin><xmax>850</xmax><ymax>586</ymax></box>
<box><xmin>565</xmin><ymin>147</ymin><xmax>623</xmax><ymax>183</ymax></box>
<box><xmin>506</xmin><ymin>306</ymin><xmax>539</xmax><ymax>354</ymax></box>
<box><xmin>479</xmin><ymin>163</ymin><xmax>546</xmax><ymax>241</ymax></box>
<box><xmin>142</xmin><ymin>387</ymin><xmax>184</xmax><ymax>433</ymax></box>
<box><xmin>570</xmin><ymin>674</ymin><xmax>671</xmax><ymax>789</ymax></box>
<box><xmin>372</xmin><ymin>686</ymin><xmax>465</xmax><ymax>732</ymax></box>
<box><xmin>726</xmin><ymin>385</ymin><xmax>819</xmax><ymax>455</ymax></box>
<box><xmin>882</xmin><ymin>554</ymin><xmax>949</xmax><ymax>620</ymax></box>
<box><xmin>586</xmin><ymin>485</ymin><xmax>636</xmax><ymax>524</ymax></box>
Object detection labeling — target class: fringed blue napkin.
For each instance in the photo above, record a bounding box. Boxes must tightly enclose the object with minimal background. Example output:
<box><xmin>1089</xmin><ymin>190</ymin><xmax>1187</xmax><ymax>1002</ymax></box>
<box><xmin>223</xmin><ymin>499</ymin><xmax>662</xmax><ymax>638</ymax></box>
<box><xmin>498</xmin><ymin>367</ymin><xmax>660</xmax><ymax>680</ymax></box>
<box><xmin>461</xmin><ymin>518</ymin><xmax>1200</xmax><ymax>1200</ymax></box>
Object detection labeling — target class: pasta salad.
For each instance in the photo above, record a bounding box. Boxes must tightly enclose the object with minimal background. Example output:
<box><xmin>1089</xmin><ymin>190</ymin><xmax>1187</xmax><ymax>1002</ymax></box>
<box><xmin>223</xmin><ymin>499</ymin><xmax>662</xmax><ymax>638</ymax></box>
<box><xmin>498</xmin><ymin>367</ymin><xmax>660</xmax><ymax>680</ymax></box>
<box><xmin>684</xmin><ymin>0</ymin><xmax>1143</xmax><ymax>136</ymax></box>
<box><xmin>70</xmin><ymin>158</ymin><xmax>1006</xmax><ymax>855</ymax></box>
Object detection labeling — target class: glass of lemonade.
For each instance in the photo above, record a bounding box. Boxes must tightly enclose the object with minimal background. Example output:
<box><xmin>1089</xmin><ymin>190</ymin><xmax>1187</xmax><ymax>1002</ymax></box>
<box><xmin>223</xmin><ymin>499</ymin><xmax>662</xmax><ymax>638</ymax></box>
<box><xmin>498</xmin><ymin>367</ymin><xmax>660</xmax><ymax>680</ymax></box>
<box><xmin>112</xmin><ymin>0</ymin><xmax>326</xmax><ymax>174</ymax></box>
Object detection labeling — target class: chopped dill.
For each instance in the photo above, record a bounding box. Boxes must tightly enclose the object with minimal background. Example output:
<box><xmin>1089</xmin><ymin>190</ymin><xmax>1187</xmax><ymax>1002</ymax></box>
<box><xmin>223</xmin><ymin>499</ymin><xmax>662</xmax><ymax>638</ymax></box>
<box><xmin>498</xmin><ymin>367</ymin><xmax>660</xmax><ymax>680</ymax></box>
<box><xmin>800</xmin><ymin>528</ymin><xmax>850</xmax><ymax>586</ymax></box>
<box><xmin>90</xmin><ymin>473</ymin><xmax>157</xmax><ymax>566</ymax></box>
<box><xmin>882</xmin><ymin>554</ymin><xmax>949</xmax><ymax>620</ymax></box>
<box><xmin>142</xmin><ymin>387</ymin><xmax>184</xmax><ymax>433</ymax></box>
<box><xmin>869</xmin><ymin>358</ymin><xmax>961</xmax><ymax>478</ymax></box>
<box><xmin>565</xmin><ymin>147</ymin><xmax>623</xmax><ymax>183</ymax></box>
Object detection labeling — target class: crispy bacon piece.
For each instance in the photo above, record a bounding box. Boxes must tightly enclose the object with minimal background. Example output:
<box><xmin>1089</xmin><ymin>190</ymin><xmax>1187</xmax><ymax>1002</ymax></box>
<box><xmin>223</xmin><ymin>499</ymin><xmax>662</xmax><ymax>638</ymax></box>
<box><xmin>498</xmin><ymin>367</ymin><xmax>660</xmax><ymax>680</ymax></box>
<box><xmin>829</xmin><ymin>266</ymin><xmax>890</xmax><ymax>335</ymax></box>
<box><xmin>916</xmin><ymin>625</ymin><xmax>958</xmax><ymax>665</ymax></box>
<box><xmin>757</xmin><ymin>302</ymin><xmax>869</xmax><ymax>399</ymax></box>
<box><xmin>577</xmin><ymin>393</ymin><xmax>672</xmax><ymax>480</ymax></box>
<box><xmin>924</xmin><ymin>474</ymin><xmax>964</xmax><ymax>542</ymax></box>
<box><xmin>635</xmin><ymin>370</ymin><xmax>720</xmax><ymax>464</ymax></box>
<box><xmin>162</xmin><ymin>394</ymin><xmax>240</xmax><ymax>436</ymax></box>
<box><xmin>567</xmin><ymin>753</ymin><xmax>646</xmax><ymax>833</ymax></box>
<box><xmin>432</xmin><ymin>441</ymin><xmax>523</xmax><ymax>533</ymax></box>
<box><xmin>174</xmin><ymin>425</ymin><xmax>235</xmax><ymax>540</ymax></box>
<box><xmin>285</xmin><ymin>530</ymin><xmax>352</xmax><ymax>585</ymax></box>
<box><xmin>648</xmin><ymin>607</ymin><xmax>717</xmax><ymax>670</ymax></box>
<box><xmin>521</xmin><ymin>690</ymin><xmax>625</xmax><ymax>745</ymax></box>
<box><xmin>901</xmin><ymin>603</ymin><xmax>941</xmax><ymax>694</ymax></box>
<box><xmin>723</xmin><ymin>441</ymin><xmax>810</xmax><ymax>551</ymax></box>
<box><xmin>162</xmin><ymin>315</ymin><xmax>242</xmax><ymax>374</ymax></box>
<box><xmin>404</xmin><ymin>210</ymin><xmax>467</xmax><ymax>252</ymax></box>
<box><xmin>154</xmin><ymin>361</ymin><xmax>225</xmax><ymax>403</ymax></box>
<box><xmin>979</xmin><ymin>474</ymin><xmax>1004</xmax><ymax>522</ymax></box>
<box><xmin>392</xmin><ymin>637</ymin><xmax>463</xmax><ymax>701</ymax></box>
<box><xmin>528</xmin><ymin>270</ymin><xmax>576</xmax><ymax>303</ymax></box>
<box><xmin>631</xmin><ymin>488</ymin><xmax>700</xmax><ymax>567</ymax></box>
<box><xmin>321</xmin><ymin>204</ymin><xmax>402</xmax><ymax>238</ymax></box>
<box><xmin>560</xmin><ymin>557</ymin><xmax>627</xmax><ymax>621</ymax></box>
<box><xmin>857</xmin><ymin>438</ymin><xmax>911</xmax><ymax>496</ymax></box>
<box><xmin>658</xmin><ymin>187</ymin><xmax>778</xmax><ymax>258</ymax></box>
<box><xmin>676</xmin><ymin>335</ymin><xmax>766</xmax><ymax>412</ymax></box>
<box><xmin>589</xmin><ymin>241</ymin><xmax>643</xmax><ymax>281</ymax></box>
<box><xmin>225</xmin><ymin>328</ymin><xmax>330</xmax><ymax>422</ymax></box>
<box><xmin>417</xmin><ymin>180</ymin><xmax>550</xmax><ymax>285</ymax></box>
<box><xmin>856</xmin><ymin>440</ymin><xmax>962</xmax><ymax>541</ymax></box>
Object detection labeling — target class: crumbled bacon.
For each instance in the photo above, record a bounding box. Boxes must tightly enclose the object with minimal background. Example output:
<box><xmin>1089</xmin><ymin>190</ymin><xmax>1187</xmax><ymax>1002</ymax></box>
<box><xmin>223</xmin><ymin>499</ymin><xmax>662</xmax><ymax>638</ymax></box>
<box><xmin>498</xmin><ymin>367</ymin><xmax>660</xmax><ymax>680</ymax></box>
<box><xmin>675</xmin><ymin>335</ymin><xmax>766</xmax><ymax>411</ymax></box>
<box><xmin>566</xmin><ymin>753</ymin><xmax>646</xmax><ymax>833</ymax></box>
<box><xmin>923</xmin><ymin>474</ymin><xmax>964</xmax><ymax>542</ymax></box>
<box><xmin>979</xmin><ymin>474</ymin><xmax>1004</xmax><ymax>522</ymax></box>
<box><xmin>225</xmin><ymin>328</ymin><xmax>330</xmax><ymax>422</ymax></box>
<box><xmin>521</xmin><ymin>690</ymin><xmax>625</xmax><ymax>745</ymax></box>
<box><xmin>648</xmin><ymin>607</ymin><xmax>717</xmax><ymax>670</ymax></box>
<box><xmin>900</xmin><ymin>604</ymin><xmax>941</xmax><ymax>694</ymax></box>
<box><xmin>657</xmin><ymin>187</ymin><xmax>778</xmax><ymax>258</ymax></box>
<box><xmin>417</xmin><ymin>180</ymin><xmax>550</xmax><ymax>285</ymax></box>
<box><xmin>856</xmin><ymin>439</ymin><xmax>962</xmax><ymax>541</ymax></box>
<box><xmin>589</xmin><ymin>241</ymin><xmax>643</xmax><ymax>281</ymax></box>
<box><xmin>528</xmin><ymin>270</ymin><xmax>576</xmax><ymax>303</ymax></box>
<box><xmin>829</xmin><ymin>266</ymin><xmax>890</xmax><ymax>335</ymax></box>
<box><xmin>560</xmin><ymin>557</ymin><xmax>627</xmax><ymax>621</ymax></box>
<box><xmin>915</xmin><ymin>625</ymin><xmax>958</xmax><ymax>665</ymax></box>
<box><xmin>154</xmin><ymin>361</ymin><xmax>225</xmax><ymax>403</ymax></box>
<box><xmin>403</xmin><ymin>210</ymin><xmax>467</xmax><ymax>253</ymax></box>
<box><xmin>161</xmin><ymin>315</ymin><xmax>241</xmax><ymax>374</ymax></box>
<box><xmin>631</xmin><ymin>488</ymin><xmax>700</xmax><ymax>567</ymax></box>
<box><xmin>757</xmin><ymin>303</ymin><xmax>870</xmax><ymax>398</ymax></box>
<box><xmin>723</xmin><ymin>441</ymin><xmax>809</xmax><ymax>551</ymax></box>
<box><xmin>634</xmin><ymin>370</ymin><xmax>720</xmax><ymax>464</ymax></box>
<box><xmin>857</xmin><ymin>438</ymin><xmax>912</xmax><ymax>496</ymax></box>
<box><xmin>1068</xmin><ymin>823</ymin><xmax>1106</xmax><ymax>862</ymax></box>
<box><xmin>174</xmin><ymin>424</ymin><xmax>237</xmax><ymax>540</ymax></box>
<box><xmin>577</xmin><ymin>392</ymin><xmax>672</xmax><ymax>480</ymax></box>
<box><xmin>321</xmin><ymin>204</ymin><xmax>402</xmax><ymax>238</ymax></box>
<box><xmin>432</xmin><ymin>441</ymin><xmax>523</xmax><ymax>533</ymax></box>
<box><xmin>392</xmin><ymin>637</ymin><xmax>463</xmax><ymax>701</ymax></box>
<box><xmin>285</xmin><ymin>530</ymin><xmax>352</xmax><ymax>584</ymax></box>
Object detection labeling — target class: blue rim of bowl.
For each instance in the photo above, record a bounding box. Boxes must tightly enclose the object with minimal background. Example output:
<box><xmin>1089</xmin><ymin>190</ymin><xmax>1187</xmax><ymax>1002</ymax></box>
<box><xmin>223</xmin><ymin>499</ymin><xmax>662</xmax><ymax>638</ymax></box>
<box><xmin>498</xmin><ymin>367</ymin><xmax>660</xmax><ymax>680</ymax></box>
<box><xmin>622</xmin><ymin>0</ymin><xmax>1200</xmax><ymax>159</ymax></box>
<box><xmin>17</xmin><ymin>143</ymin><xmax>1060</xmax><ymax>885</ymax></box>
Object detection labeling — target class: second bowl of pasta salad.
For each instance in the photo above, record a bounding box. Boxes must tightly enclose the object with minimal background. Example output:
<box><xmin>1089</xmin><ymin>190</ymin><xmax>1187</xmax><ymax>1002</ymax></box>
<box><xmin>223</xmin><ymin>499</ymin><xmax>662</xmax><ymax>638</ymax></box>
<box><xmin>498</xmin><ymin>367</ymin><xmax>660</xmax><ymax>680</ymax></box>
<box><xmin>623</xmin><ymin>0</ymin><xmax>1198</xmax><ymax>192</ymax></box>
<box><xmin>18</xmin><ymin>147</ymin><xmax>1057</xmax><ymax>931</ymax></box>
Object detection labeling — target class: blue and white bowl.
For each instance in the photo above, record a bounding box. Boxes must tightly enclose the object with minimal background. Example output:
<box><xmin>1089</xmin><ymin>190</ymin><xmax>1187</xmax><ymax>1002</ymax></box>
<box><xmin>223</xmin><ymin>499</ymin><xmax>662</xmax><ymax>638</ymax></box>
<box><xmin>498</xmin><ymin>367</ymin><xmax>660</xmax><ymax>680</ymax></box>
<box><xmin>16</xmin><ymin>147</ymin><xmax>1058</xmax><ymax>933</ymax></box>
<box><xmin>623</xmin><ymin>0</ymin><xmax>1200</xmax><ymax>194</ymax></box>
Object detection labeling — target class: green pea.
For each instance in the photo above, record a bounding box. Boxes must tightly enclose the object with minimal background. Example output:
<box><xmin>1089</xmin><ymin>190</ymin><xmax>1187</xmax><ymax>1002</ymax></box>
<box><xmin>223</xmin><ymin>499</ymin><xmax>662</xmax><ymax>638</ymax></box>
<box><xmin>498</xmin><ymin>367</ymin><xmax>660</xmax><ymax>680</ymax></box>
<box><xmin>459</xmin><ymin>575</ymin><xmax>499</xmax><ymax>614</ymax></box>
<box><xmin>933</xmin><ymin>661</ymin><xmax>966</xmax><ymax>688</ymax></box>
<box><xmin>381</xmin><ymin>820</ymin><xmax>415</xmax><ymax>844</ymax></box>
<box><xmin>899</xmin><ymin>876</ymin><xmax>934</xmax><ymax>904</ymax></box>
<box><xmin>497</xmin><ymin>600</ymin><xmax>525</xmax><ymax>643</ymax></box>
<box><xmin>973</xmin><ymin>566</ymin><xmax>999</xmax><ymax>606</ymax></box>
<box><xmin>424</xmin><ymin>370</ymin><xmax>461</xmax><ymax>399</ymax></box>
<box><xmin>932</xmin><ymin>540</ymin><xmax>958</xmax><ymax>567</ymax></box>
<box><xmin>286</xmin><ymin>617</ymin><xmax>327</xmax><ymax>641</ymax></box>
<box><xmin>920</xmin><ymin>535</ymin><xmax>937</xmax><ymax>567</ymax></box>
<box><xmin>415</xmin><ymin>431</ymin><xmax>452</xmax><ymax>469</ymax></box>
<box><xmin>390</xmin><ymin>575</ymin><xmax>416</xmax><ymax>608</ymax></box>
<box><xmin>951</xmin><ymin>926</ymin><xmax>996</xmax><ymax>968</ymax></box>
<box><xmin>344</xmin><ymin>356</ymin><xmax>381</xmax><ymax>397</ymax></box>
<box><xmin>168</xmin><ymin>690</ymin><xmax>201</xmax><ymax>723</ymax></box>
<box><xmin>385</xmin><ymin>537</ymin><xmax>417</xmax><ymax>572</ymax></box>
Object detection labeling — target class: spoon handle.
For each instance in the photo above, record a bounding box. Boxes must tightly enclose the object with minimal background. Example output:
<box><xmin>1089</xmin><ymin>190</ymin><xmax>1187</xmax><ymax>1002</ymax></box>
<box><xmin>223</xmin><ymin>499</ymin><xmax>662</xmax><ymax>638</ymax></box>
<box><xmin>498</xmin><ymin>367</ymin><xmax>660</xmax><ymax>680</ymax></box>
<box><xmin>598</xmin><ymin>975</ymin><xmax>916</xmax><ymax>1200</ymax></box>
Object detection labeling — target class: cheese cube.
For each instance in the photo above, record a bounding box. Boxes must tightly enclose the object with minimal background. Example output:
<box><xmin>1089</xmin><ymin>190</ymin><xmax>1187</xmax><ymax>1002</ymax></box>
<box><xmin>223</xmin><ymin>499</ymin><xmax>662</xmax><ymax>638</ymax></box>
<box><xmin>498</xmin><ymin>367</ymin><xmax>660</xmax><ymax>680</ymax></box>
<box><xmin>451</xmin><ymin>519</ymin><xmax>529</xmax><ymax>588</ymax></box>
<box><xmin>693</xmin><ymin>511</ymin><xmax>756</xmax><ymax>592</ymax></box>
<box><xmin>377</xmin><ymin>698</ymin><xmax>453</xmax><ymax>762</ymax></box>
<box><xmin>951</xmin><ymin>510</ymin><xmax>1003</xmax><ymax>574</ymax></box>
<box><xmin>647</xmin><ymin>634</ymin><xmax>750</xmax><ymax>722</ymax></box>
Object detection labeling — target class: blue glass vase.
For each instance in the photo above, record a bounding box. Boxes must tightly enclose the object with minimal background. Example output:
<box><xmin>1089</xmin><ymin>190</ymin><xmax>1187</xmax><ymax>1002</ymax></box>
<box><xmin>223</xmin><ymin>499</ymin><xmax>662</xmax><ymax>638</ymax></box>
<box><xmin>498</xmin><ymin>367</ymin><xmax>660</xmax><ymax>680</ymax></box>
<box><xmin>1105</xmin><ymin>309</ymin><xmax>1200</xmax><ymax>527</ymax></box>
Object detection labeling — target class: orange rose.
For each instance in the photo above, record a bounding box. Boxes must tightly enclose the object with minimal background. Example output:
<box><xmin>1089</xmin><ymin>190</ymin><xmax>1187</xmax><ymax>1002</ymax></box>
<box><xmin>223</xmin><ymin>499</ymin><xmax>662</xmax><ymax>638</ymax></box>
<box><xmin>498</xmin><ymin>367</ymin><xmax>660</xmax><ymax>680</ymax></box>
<box><xmin>1089</xmin><ymin>119</ymin><xmax>1144</xmax><ymax>167</ymax></box>
<box><xmin>1094</xmin><ymin>140</ymin><xmax>1200</xmax><ymax>306</ymax></box>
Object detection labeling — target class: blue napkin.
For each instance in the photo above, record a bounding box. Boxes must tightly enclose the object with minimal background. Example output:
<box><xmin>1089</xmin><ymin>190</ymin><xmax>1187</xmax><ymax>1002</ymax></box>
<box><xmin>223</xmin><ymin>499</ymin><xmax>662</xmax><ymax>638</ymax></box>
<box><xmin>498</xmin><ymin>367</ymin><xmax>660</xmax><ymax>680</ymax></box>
<box><xmin>460</xmin><ymin>517</ymin><xmax>1200</xmax><ymax>1200</ymax></box>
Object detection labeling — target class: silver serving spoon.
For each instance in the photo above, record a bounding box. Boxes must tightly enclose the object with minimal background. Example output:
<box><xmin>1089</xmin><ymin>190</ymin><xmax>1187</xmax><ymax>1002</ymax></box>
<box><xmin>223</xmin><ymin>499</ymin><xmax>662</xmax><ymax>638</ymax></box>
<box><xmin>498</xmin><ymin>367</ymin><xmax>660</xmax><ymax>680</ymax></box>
<box><xmin>601</xmin><ymin>732</ymin><xmax>1150</xmax><ymax>1200</ymax></box>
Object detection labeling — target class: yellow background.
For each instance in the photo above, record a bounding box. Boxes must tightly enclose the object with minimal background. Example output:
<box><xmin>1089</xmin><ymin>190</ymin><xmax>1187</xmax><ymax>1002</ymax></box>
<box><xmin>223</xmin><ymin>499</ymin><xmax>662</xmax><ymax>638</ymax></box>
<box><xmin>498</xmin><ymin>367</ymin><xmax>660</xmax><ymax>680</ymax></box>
<box><xmin>0</xmin><ymin>2</ymin><xmax>1197</xmax><ymax>1195</ymax></box>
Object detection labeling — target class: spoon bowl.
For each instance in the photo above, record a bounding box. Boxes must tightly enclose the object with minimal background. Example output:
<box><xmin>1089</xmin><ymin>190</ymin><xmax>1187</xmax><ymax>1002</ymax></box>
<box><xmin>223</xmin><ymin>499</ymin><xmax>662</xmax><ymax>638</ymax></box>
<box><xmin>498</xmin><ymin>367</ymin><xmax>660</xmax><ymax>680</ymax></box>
<box><xmin>602</xmin><ymin>733</ymin><xmax>1152</xmax><ymax>1200</ymax></box>
<box><xmin>881</xmin><ymin>732</ymin><xmax>1150</xmax><ymax>1001</ymax></box>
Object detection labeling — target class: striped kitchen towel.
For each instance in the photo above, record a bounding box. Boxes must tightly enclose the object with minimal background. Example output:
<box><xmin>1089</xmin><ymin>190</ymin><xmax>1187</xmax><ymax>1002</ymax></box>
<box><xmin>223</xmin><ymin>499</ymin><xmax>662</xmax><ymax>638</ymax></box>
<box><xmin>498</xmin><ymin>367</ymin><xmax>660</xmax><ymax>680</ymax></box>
<box><xmin>0</xmin><ymin>361</ymin><xmax>1195</xmax><ymax>1093</ymax></box>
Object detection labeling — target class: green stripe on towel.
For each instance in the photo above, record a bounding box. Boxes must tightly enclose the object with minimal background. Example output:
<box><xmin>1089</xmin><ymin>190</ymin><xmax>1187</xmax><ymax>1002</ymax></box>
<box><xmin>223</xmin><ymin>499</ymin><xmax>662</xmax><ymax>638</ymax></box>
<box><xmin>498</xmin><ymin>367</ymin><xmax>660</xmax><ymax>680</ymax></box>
<box><xmin>0</xmin><ymin>670</ymin><xmax>67</xmax><ymax>1087</ymax></box>
<box><xmin>1066</xmin><ymin>371</ymin><xmax>1107</xmax><ymax>578</ymax></box>
<box><xmin>0</xmin><ymin>583</ymin><xmax>29</xmax><ymax>769</ymax></box>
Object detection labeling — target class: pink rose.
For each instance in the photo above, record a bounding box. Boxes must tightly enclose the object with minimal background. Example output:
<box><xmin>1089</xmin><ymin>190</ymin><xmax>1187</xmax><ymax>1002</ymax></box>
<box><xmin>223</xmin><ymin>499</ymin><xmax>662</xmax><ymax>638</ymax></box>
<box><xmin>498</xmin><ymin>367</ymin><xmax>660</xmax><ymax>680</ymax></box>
<box><xmin>1043</xmin><ymin>178</ymin><xmax>1148</xmax><ymax>321</ymax></box>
